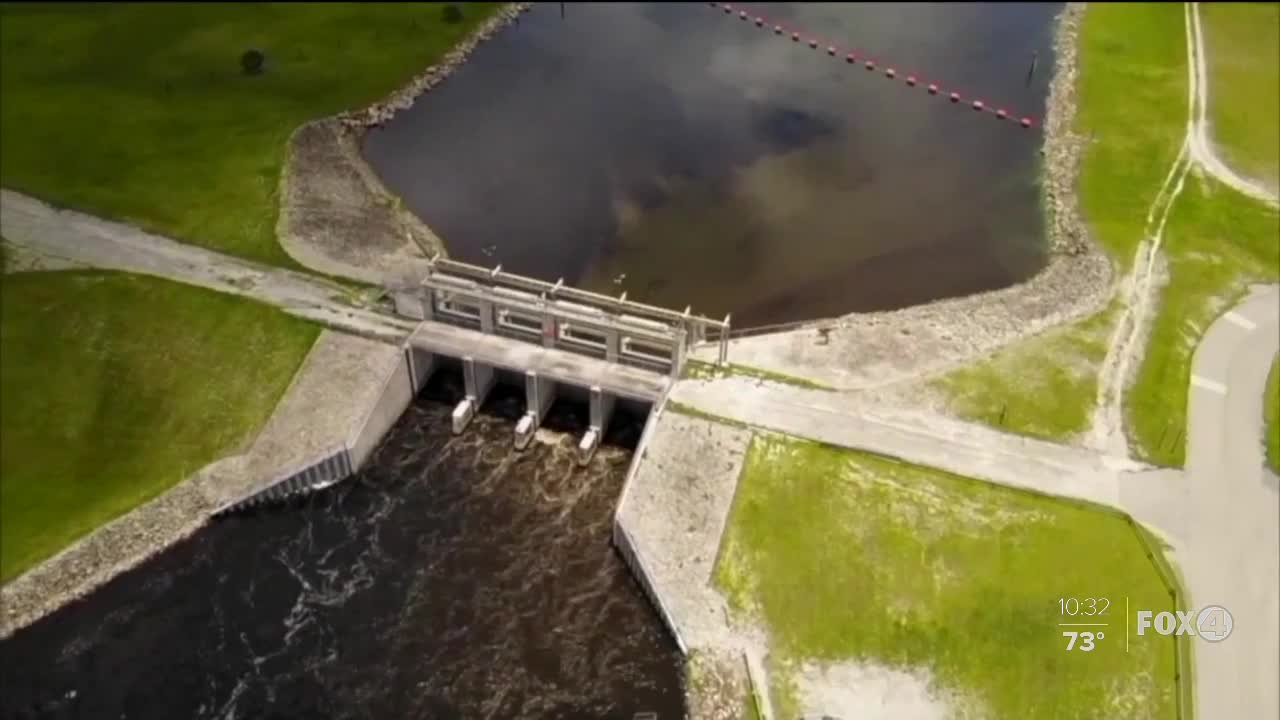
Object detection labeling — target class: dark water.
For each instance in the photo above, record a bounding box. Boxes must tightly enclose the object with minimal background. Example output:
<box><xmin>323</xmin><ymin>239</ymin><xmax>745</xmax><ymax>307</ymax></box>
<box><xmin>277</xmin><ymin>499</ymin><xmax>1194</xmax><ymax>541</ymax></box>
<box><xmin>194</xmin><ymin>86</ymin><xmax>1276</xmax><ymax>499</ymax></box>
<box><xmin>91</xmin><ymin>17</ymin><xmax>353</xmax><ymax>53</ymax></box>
<box><xmin>363</xmin><ymin>2</ymin><xmax>1062</xmax><ymax>327</ymax></box>
<box><xmin>0</xmin><ymin>373</ymin><xmax>684</xmax><ymax>720</ymax></box>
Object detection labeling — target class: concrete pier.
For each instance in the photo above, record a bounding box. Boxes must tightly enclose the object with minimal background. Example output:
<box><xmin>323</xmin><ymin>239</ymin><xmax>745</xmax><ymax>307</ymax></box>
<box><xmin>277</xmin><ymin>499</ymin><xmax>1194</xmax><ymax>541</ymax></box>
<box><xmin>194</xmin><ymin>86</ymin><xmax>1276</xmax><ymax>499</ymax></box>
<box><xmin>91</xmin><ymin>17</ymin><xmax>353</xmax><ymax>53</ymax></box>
<box><xmin>452</xmin><ymin>356</ymin><xmax>495</xmax><ymax>434</ymax></box>
<box><xmin>577</xmin><ymin>385</ymin><xmax>616</xmax><ymax>465</ymax></box>
<box><xmin>515</xmin><ymin>370</ymin><xmax>556</xmax><ymax>449</ymax></box>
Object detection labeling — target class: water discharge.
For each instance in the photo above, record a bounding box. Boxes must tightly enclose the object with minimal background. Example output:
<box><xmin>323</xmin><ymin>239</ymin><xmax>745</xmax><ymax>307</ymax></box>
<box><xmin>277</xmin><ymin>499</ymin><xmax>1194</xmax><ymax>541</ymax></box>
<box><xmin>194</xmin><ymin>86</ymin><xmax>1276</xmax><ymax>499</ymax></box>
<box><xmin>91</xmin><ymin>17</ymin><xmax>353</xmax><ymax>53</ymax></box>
<box><xmin>363</xmin><ymin>2</ymin><xmax>1063</xmax><ymax>327</ymax></box>
<box><xmin>0</xmin><ymin>374</ymin><xmax>684</xmax><ymax>719</ymax></box>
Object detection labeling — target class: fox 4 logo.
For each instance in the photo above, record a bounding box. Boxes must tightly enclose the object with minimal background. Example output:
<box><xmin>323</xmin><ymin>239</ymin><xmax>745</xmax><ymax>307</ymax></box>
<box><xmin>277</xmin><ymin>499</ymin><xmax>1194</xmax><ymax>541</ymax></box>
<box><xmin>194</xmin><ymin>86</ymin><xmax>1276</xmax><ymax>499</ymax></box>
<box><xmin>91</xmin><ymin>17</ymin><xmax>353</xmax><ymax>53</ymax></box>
<box><xmin>1136</xmin><ymin>605</ymin><xmax>1233</xmax><ymax>642</ymax></box>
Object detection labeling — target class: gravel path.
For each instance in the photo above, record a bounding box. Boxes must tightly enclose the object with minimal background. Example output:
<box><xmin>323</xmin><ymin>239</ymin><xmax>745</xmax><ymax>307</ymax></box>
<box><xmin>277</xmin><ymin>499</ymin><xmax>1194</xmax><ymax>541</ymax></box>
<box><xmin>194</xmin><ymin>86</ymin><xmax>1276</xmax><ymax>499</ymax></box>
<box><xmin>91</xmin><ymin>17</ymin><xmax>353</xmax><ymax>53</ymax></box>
<box><xmin>0</xmin><ymin>189</ymin><xmax>416</xmax><ymax>343</ymax></box>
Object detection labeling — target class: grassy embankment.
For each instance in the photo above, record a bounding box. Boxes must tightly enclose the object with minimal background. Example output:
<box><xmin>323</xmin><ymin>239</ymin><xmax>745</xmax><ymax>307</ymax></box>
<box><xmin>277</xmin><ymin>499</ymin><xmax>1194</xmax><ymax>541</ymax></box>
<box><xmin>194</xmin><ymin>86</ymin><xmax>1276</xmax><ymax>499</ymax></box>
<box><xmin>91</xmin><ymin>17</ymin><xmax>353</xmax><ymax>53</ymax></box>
<box><xmin>933</xmin><ymin>3</ymin><xmax>1187</xmax><ymax>442</ymax></box>
<box><xmin>0</xmin><ymin>4</ymin><xmax>499</xmax><ymax>579</ymax></box>
<box><xmin>1200</xmin><ymin>2</ymin><xmax>1279</xmax><ymax>191</ymax></box>
<box><xmin>1127</xmin><ymin>2</ymin><xmax>1280</xmax><ymax>467</ymax></box>
<box><xmin>0</xmin><ymin>2</ymin><xmax>500</xmax><ymax>267</ymax></box>
<box><xmin>0</xmin><ymin>272</ymin><xmax>319</xmax><ymax>581</ymax></box>
<box><xmin>1266</xmin><ymin>355</ymin><xmax>1280</xmax><ymax>473</ymax></box>
<box><xmin>936</xmin><ymin>3</ymin><xmax>1280</xmax><ymax>468</ymax></box>
<box><xmin>715</xmin><ymin>434</ymin><xmax>1180</xmax><ymax>720</ymax></box>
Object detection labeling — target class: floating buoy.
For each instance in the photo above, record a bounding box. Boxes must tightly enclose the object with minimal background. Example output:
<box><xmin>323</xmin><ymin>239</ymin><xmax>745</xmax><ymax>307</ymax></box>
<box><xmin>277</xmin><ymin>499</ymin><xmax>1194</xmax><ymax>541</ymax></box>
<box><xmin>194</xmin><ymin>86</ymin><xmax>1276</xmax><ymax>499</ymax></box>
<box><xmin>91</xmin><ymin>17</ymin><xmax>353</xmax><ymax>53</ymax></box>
<box><xmin>927</xmin><ymin>83</ymin><xmax>939</xmax><ymax>94</ymax></box>
<box><xmin>846</xmin><ymin>53</ymin><xmax>856</xmax><ymax>63</ymax></box>
<box><xmin>885</xmin><ymin>68</ymin><xmax>896</xmax><ymax>78</ymax></box>
<box><xmin>949</xmin><ymin>92</ymin><xmax>961</xmax><ymax>102</ymax></box>
<box><xmin>865</xmin><ymin>60</ymin><xmax>876</xmax><ymax>70</ymax></box>
<box><xmin>724</xmin><ymin>5</ymin><xmax>732</xmax><ymax>13</ymax></box>
<box><xmin>972</xmin><ymin>100</ymin><xmax>984</xmax><ymax>110</ymax></box>
<box><xmin>774</xmin><ymin>25</ymin><xmax>783</xmax><ymax>34</ymax></box>
<box><xmin>709</xmin><ymin>2</ymin><xmax>717</xmax><ymax>6</ymax></box>
<box><xmin>827</xmin><ymin>46</ymin><xmax>836</xmax><ymax>56</ymax></box>
<box><xmin>906</xmin><ymin>75</ymin><xmax>917</xmax><ymax>86</ymax></box>
<box><xmin>809</xmin><ymin>39</ymin><xmax>819</xmax><ymax>49</ymax></box>
<box><xmin>792</xmin><ymin>32</ymin><xmax>800</xmax><ymax>41</ymax></box>
<box><xmin>739</xmin><ymin>10</ymin><xmax>747</xmax><ymax>19</ymax></box>
<box><xmin>755</xmin><ymin>17</ymin><xmax>764</xmax><ymax>27</ymax></box>
<box><xmin>996</xmin><ymin>108</ymin><xmax>1008</xmax><ymax>120</ymax></box>
<box><xmin>1021</xmin><ymin>117</ymin><xmax>1033</xmax><ymax>128</ymax></box>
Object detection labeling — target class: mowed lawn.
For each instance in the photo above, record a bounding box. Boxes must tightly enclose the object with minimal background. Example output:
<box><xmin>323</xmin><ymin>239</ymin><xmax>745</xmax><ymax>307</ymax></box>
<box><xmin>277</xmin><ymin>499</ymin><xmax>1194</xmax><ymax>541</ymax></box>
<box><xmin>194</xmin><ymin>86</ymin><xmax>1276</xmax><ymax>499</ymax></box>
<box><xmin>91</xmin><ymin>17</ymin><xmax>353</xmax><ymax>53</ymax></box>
<box><xmin>0</xmin><ymin>272</ymin><xmax>318</xmax><ymax>581</ymax></box>
<box><xmin>934</xmin><ymin>3</ymin><xmax>1188</xmax><ymax>440</ymax></box>
<box><xmin>0</xmin><ymin>2</ymin><xmax>500</xmax><ymax>267</ymax></box>
<box><xmin>1127</xmin><ymin>176</ymin><xmax>1279</xmax><ymax>466</ymax></box>
<box><xmin>715</xmin><ymin>435</ymin><xmax>1179</xmax><ymax>720</ymax></box>
<box><xmin>1201</xmin><ymin>2</ymin><xmax>1280</xmax><ymax>190</ymax></box>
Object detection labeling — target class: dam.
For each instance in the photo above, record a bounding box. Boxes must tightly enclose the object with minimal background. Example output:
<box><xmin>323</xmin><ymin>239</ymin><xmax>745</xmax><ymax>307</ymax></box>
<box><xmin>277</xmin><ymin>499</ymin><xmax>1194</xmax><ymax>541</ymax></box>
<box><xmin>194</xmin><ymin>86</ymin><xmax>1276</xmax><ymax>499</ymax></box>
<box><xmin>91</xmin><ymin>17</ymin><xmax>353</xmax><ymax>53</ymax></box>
<box><xmin>216</xmin><ymin>255</ymin><xmax>730</xmax><ymax>516</ymax></box>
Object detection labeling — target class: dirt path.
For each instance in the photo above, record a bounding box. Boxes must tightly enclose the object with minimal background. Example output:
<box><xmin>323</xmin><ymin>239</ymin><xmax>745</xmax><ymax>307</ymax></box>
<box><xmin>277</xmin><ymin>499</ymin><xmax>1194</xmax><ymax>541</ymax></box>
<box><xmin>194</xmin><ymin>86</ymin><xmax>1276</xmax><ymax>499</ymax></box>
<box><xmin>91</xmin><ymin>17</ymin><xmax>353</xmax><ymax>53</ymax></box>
<box><xmin>0</xmin><ymin>189</ymin><xmax>416</xmax><ymax>343</ymax></box>
<box><xmin>1187</xmin><ymin>3</ymin><xmax>1280</xmax><ymax>208</ymax></box>
<box><xmin>1088</xmin><ymin>1</ymin><xmax>1278</xmax><ymax>455</ymax></box>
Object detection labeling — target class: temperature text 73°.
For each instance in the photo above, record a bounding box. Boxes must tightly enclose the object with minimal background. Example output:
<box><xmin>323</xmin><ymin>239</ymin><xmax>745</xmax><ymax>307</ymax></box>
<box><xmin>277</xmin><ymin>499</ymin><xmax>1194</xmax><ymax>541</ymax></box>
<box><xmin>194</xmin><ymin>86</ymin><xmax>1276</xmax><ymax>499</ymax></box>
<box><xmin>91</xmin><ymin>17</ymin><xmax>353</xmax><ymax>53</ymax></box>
<box><xmin>1063</xmin><ymin>631</ymin><xmax>1104</xmax><ymax>652</ymax></box>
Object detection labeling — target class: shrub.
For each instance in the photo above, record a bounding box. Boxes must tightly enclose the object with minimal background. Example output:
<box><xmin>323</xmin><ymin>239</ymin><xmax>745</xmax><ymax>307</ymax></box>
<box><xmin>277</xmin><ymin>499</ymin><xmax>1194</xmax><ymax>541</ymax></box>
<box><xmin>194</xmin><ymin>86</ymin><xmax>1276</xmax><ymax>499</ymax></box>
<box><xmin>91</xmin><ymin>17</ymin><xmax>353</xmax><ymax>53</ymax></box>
<box><xmin>240</xmin><ymin>48</ymin><xmax>265</xmax><ymax>76</ymax></box>
<box><xmin>442</xmin><ymin>4</ymin><xmax>463</xmax><ymax>23</ymax></box>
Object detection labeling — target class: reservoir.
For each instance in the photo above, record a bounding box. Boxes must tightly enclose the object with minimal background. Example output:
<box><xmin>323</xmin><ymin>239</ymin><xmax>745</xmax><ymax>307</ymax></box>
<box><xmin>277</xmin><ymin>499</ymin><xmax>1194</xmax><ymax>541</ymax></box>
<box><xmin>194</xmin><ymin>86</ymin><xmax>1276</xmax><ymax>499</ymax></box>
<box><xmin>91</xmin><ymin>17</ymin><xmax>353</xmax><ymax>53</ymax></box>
<box><xmin>363</xmin><ymin>2</ymin><xmax>1061</xmax><ymax>327</ymax></box>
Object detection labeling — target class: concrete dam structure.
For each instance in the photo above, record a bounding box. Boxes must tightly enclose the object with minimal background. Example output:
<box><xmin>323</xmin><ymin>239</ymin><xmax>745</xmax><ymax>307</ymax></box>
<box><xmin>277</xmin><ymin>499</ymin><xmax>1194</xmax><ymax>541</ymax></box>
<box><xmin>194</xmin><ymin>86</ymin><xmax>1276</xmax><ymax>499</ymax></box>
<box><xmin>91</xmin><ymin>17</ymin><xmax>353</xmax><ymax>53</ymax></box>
<box><xmin>216</xmin><ymin>256</ymin><xmax>730</xmax><ymax>515</ymax></box>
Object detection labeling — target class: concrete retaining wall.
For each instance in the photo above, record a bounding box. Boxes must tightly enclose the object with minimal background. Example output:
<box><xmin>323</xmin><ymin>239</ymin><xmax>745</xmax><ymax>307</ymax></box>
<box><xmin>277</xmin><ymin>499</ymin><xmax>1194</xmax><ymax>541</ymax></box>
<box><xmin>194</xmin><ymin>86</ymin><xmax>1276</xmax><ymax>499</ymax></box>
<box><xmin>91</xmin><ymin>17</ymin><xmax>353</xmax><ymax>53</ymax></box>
<box><xmin>219</xmin><ymin>340</ymin><xmax>423</xmax><ymax>515</ymax></box>
<box><xmin>348</xmin><ymin>345</ymin><xmax>417</xmax><ymax>469</ymax></box>
<box><xmin>611</xmin><ymin>394</ymin><xmax>688</xmax><ymax>656</ymax></box>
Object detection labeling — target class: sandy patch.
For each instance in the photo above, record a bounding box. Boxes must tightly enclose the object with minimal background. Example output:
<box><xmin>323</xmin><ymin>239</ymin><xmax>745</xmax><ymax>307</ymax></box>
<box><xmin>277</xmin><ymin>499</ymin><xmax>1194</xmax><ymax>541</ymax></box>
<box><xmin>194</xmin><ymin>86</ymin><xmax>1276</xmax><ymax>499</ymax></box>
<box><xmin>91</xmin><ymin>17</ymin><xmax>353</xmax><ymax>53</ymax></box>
<box><xmin>792</xmin><ymin>661</ymin><xmax>984</xmax><ymax>720</ymax></box>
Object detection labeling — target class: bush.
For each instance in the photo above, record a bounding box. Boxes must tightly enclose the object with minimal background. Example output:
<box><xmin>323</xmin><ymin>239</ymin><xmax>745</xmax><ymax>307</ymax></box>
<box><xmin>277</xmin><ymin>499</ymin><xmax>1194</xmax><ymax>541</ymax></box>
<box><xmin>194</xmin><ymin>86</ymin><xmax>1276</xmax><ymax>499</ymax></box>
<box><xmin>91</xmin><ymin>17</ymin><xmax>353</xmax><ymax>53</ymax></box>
<box><xmin>240</xmin><ymin>48</ymin><xmax>265</xmax><ymax>75</ymax></box>
<box><xmin>441</xmin><ymin>4</ymin><xmax>463</xmax><ymax>23</ymax></box>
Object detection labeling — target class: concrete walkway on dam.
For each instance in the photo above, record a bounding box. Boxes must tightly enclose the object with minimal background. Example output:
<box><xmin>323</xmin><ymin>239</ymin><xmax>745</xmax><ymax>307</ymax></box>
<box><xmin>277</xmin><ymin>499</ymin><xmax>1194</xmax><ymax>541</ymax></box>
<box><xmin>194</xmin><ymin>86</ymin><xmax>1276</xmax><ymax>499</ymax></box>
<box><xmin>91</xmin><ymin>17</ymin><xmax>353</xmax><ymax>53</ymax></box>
<box><xmin>0</xmin><ymin>189</ymin><xmax>417</xmax><ymax>343</ymax></box>
<box><xmin>669</xmin><ymin>376</ymin><xmax>1165</xmax><ymax>523</ymax></box>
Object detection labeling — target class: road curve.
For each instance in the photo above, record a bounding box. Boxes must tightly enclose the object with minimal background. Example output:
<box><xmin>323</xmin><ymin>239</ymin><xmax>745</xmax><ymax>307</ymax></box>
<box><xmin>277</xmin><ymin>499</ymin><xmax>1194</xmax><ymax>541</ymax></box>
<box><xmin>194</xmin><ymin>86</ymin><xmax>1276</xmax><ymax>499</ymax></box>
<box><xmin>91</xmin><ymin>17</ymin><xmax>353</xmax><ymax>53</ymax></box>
<box><xmin>1182</xmin><ymin>285</ymin><xmax>1280</xmax><ymax>720</ymax></box>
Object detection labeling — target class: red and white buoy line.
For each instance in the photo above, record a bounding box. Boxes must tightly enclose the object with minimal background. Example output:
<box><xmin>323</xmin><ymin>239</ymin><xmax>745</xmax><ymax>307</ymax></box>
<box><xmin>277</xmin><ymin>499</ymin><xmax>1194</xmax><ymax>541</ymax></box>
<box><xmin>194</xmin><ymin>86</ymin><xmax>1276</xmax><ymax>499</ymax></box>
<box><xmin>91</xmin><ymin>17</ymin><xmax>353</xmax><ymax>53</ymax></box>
<box><xmin>708</xmin><ymin>2</ymin><xmax>1038</xmax><ymax>130</ymax></box>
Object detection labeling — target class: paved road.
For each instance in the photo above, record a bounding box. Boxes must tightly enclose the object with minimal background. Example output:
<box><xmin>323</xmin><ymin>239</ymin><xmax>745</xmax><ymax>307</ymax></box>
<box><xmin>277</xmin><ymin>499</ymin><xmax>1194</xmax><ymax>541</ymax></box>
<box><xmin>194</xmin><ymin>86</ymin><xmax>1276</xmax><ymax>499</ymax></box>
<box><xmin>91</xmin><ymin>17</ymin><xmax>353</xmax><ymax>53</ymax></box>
<box><xmin>1182</xmin><ymin>285</ymin><xmax>1279</xmax><ymax>720</ymax></box>
<box><xmin>0</xmin><ymin>189</ymin><xmax>416</xmax><ymax>342</ymax></box>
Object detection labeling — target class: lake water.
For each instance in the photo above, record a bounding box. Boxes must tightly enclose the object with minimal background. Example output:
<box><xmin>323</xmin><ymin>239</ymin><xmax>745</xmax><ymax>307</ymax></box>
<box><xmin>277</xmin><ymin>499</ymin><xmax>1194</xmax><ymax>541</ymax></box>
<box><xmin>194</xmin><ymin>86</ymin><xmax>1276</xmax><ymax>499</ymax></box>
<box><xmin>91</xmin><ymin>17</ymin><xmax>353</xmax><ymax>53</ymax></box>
<box><xmin>364</xmin><ymin>2</ymin><xmax>1062</xmax><ymax>327</ymax></box>
<box><xmin>0</xmin><ymin>373</ymin><xmax>684</xmax><ymax>720</ymax></box>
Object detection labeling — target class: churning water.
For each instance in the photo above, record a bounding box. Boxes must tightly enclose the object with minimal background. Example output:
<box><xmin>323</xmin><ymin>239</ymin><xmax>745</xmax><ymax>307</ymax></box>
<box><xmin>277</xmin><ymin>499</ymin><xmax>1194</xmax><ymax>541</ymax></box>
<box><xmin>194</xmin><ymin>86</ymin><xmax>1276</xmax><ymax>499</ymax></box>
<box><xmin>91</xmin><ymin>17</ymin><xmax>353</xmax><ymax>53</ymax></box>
<box><xmin>0</xmin><ymin>373</ymin><xmax>684</xmax><ymax>719</ymax></box>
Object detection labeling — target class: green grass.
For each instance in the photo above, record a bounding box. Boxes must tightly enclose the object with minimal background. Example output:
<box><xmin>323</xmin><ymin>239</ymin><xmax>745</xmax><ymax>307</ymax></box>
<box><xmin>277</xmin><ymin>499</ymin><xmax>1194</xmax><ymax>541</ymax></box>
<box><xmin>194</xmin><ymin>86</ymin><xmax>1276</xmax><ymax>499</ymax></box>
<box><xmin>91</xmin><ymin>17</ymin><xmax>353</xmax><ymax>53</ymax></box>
<box><xmin>0</xmin><ymin>2</ymin><xmax>501</xmax><ymax>267</ymax></box>
<box><xmin>1127</xmin><ymin>176</ymin><xmax>1280</xmax><ymax>466</ymax></box>
<box><xmin>0</xmin><ymin>271</ymin><xmax>319</xmax><ymax>581</ymax></box>
<box><xmin>932</xmin><ymin>300</ymin><xmax>1121</xmax><ymax>441</ymax></box>
<box><xmin>715</xmin><ymin>435</ymin><xmax>1179</xmax><ymax>720</ymax></box>
<box><xmin>1200</xmin><ymin>2</ymin><xmax>1280</xmax><ymax>189</ymax></box>
<box><xmin>682</xmin><ymin>359</ymin><xmax>834</xmax><ymax>391</ymax></box>
<box><xmin>1076</xmin><ymin>2</ymin><xmax>1190</xmax><ymax>267</ymax></box>
<box><xmin>1265</xmin><ymin>355</ymin><xmax>1280</xmax><ymax>473</ymax></box>
<box><xmin>932</xmin><ymin>4</ymin><xmax>1188</xmax><ymax>435</ymax></box>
